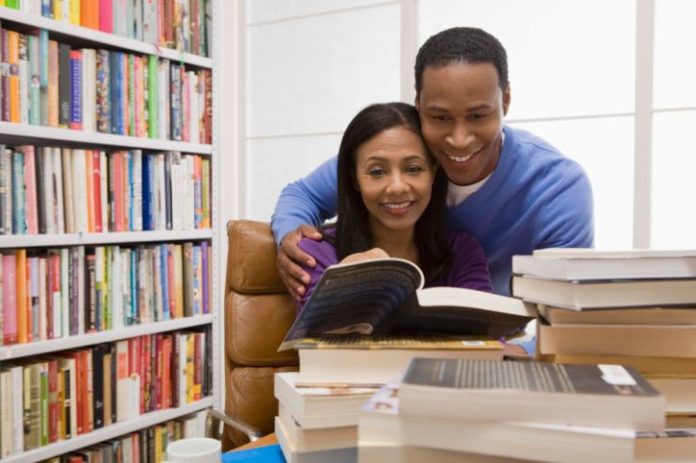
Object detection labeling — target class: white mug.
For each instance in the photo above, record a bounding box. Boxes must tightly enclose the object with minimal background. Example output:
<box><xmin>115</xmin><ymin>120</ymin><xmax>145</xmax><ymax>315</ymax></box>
<box><xmin>164</xmin><ymin>437</ymin><xmax>221</xmax><ymax>463</ymax></box>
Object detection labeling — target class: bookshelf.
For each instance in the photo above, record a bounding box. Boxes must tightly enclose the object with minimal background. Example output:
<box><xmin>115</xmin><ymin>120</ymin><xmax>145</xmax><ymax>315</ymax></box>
<box><xmin>1</xmin><ymin>397</ymin><xmax>213</xmax><ymax>463</ymax></box>
<box><xmin>0</xmin><ymin>0</ymin><xmax>221</xmax><ymax>460</ymax></box>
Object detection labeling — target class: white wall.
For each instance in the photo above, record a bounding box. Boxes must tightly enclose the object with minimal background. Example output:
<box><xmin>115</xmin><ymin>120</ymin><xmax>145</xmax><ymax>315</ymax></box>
<box><xmin>240</xmin><ymin>0</ymin><xmax>696</xmax><ymax>249</ymax></box>
<box><xmin>243</xmin><ymin>0</ymin><xmax>402</xmax><ymax>221</ymax></box>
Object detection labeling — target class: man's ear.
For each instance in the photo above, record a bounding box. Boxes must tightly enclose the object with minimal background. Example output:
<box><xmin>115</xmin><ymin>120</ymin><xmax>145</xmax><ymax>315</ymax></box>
<box><xmin>502</xmin><ymin>85</ymin><xmax>511</xmax><ymax>116</ymax></box>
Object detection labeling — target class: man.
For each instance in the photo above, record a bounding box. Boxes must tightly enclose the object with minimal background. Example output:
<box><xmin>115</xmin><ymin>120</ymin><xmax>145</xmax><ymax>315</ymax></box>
<box><xmin>271</xmin><ymin>27</ymin><xmax>593</xmax><ymax>297</ymax></box>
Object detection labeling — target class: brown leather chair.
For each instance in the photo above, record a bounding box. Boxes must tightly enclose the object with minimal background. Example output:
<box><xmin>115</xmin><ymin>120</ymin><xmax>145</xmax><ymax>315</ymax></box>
<box><xmin>221</xmin><ymin>220</ymin><xmax>299</xmax><ymax>449</ymax></box>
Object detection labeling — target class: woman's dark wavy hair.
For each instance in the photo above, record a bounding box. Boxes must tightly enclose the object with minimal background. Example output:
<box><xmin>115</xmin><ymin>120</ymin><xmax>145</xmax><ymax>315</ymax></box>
<box><xmin>332</xmin><ymin>102</ymin><xmax>451</xmax><ymax>284</ymax></box>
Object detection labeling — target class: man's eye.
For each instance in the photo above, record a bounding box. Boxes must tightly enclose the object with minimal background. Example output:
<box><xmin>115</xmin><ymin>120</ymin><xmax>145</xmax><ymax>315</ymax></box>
<box><xmin>469</xmin><ymin>113</ymin><xmax>487</xmax><ymax>121</ymax></box>
<box><xmin>432</xmin><ymin>115</ymin><xmax>451</xmax><ymax>122</ymax></box>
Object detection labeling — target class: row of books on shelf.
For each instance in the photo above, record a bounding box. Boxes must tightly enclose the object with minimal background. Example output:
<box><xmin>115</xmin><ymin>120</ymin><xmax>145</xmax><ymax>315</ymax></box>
<box><xmin>1</xmin><ymin>0</ymin><xmax>211</xmax><ymax>58</ymax></box>
<box><xmin>39</xmin><ymin>409</ymin><xmax>208</xmax><ymax>463</ymax></box>
<box><xmin>0</xmin><ymin>240</ymin><xmax>211</xmax><ymax>346</ymax></box>
<box><xmin>0</xmin><ymin>328</ymin><xmax>211</xmax><ymax>457</ymax></box>
<box><xmin>0</xmin><ymin>145</ymin><xmax>211</xmax><ymax>235</ymax></box>
<box><xmin>0</xmin><ymin>23</ymin><xmax>213</xmax><ymax>142</ymax></box>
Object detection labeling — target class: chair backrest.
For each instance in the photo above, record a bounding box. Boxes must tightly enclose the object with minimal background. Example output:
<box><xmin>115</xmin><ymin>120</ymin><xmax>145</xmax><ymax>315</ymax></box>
<box><xmin>223</xmin><ymin>220</ymin><xmax>298</xmax><ymax>449</ymax></box>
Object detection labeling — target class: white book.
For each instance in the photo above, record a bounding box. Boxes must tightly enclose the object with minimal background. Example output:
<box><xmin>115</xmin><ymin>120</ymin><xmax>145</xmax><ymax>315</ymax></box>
<box><xmin>274</xmin><ymin>372</ymin><xmax>376</xmax><ymax>429</ymax></box>
<box><xmin>278</xmin><ymin>404</ymin><xmax>356</xmax><ymax>453</ymax></box>
<box><xmin>51</xmin><ymin>254</ymin><xmax>61</xmax><ymax>339</ymax></box>
<box><xmin>71</xmin><ymin>150</ymin><xmax>87</xmax><ymax>233</ymax></box>
<box><xmin>81</xmin><ymin>49</ymin><xmax>97</xmax><ymax>133</ymax></box>
<box><xmin>120</xmin><ymin>249</ymin><xmax>132</xmax><ymax>325</ymax></box>
<box><xmin>513</xmin><ymin>248</ymin><xmax>696</xmax><ymax>281</ymax></box>
<box><xmin>158</xmin><ymin>60</ymin><xmax>170</xmax><ymax>140</ymax></box>
<box><xmin>185</xmin><ymin>155</ymin><xmax>195</xmax><ymax>230</ymax></box>
<box><xmin>276</xmin><ymin>416</ymin><xmax>356</xmax><ymax>463</ymax></box>
<box><xmin>512</xmin><ymin>275</ymin><xmax>696</xmax><ymax>310</ymax></box>
<box><xmin>115</xmin><ymin>340</ymin><xmax>131</xmax><ymax>421</ymax></box>
<box><xmin>95</xmin><ymin>246</ymin><xmax>105</xmax><ymax>329</ymax></box>
<box><xmin>9</xmin><ymin>366</ymin><xmax>22</xmax><ymax>454</ymax></box>
<box><xmin>178</xmin><ymin>333</ymin><xmax>188</xmax><ymax>406</ymax></box>
<box><xmin>142</xmin><ymin>0</ymin><xmax>159</xmax><ymax>44</ymax></box>
<box><xmin>170</xmin><ymin>153</ymin><xmax>182</xmax><ymax>231</ymax></box>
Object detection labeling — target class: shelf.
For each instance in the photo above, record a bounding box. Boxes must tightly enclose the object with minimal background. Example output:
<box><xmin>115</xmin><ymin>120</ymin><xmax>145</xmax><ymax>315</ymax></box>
<box><xmin>0</xmin><ymin>6</ymin><xmax>212</xmax><ymax>68</ymax></box>
<box><xmin>0</xmin><ymin>122</ymin><xmax>213</xmax><ymax>154</ymax></box>
<box><xmin>0</xmin><ymin>229</ymin><xmax>214</xmax><ymax>249</ymax></box>
<box><xmin>1</xmin><ymin>397</ymin><xmax>214</xmax><ymax>463</ymax></box>
<box><xmin>0</xmin><ymin>314</ymin><xmax>213</xmax><ymax>360</ymax></box>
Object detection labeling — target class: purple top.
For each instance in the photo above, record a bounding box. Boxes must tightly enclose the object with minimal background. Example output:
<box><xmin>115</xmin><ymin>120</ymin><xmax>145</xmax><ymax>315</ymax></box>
<box><xmin>296</xmin><ymin>229</ymin><xmax>492</xmax><ymax>313</ymax></box>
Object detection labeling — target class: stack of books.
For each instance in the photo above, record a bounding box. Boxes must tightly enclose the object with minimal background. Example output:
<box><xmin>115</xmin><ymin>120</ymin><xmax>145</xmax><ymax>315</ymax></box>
<box><xmin>512</xmin><ymin>248</ymin><xmax>696</xmax><ymax>428</ymax></box>
<box><xmin>273</xmin><ymin>335</ymin><xmax>503</xmax><ymax>463</ymax></box>
<box><xmin>371</xmin><ymin>357</ymin><xmax>696</xmax><ymax>462</ymax></box>
<box><xmin>273</xmin><ymin>256</ymin><xmax>536</xmax><ymax>461</ymax></box>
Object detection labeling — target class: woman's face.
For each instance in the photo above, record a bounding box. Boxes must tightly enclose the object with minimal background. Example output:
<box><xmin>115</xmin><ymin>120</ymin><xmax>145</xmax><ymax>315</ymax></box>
<box><xmin>354</xmin><ymin>126</ymin><xmax>435</xmax><ymax>237</ymax></box>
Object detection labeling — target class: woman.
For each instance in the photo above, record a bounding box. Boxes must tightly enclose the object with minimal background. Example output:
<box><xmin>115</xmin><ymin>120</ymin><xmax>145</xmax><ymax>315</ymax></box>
<box><xmin>297</xmin><ymin>102</ymin><xmax>491</xmax><ymax>312</ymax></box>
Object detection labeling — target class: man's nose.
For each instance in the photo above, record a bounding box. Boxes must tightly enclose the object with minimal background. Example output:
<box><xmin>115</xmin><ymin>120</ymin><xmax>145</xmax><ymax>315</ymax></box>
<box><xmin>446</xmin><ymin>123</ymin><xmax>474</xmax><ymax>149</ymax></box>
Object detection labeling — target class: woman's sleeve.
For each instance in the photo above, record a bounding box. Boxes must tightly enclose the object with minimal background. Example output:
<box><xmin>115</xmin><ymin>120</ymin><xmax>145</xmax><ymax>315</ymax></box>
<box><xmin>448</xmin><ymin>233</ymin><xmax>493</xmax><ymax>292</ymax></box>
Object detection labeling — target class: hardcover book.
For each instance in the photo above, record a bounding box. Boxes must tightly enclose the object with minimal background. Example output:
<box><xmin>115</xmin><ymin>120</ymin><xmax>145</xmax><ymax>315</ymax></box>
<box><xmin>400</xmin><ymin>358</ymin><xmax>665</xmax><ymax>430</ymax></box>
<box><xmin>279</xmin><ymin>258</ymin><xmax>534</xmax><ymax>351</ymax></box>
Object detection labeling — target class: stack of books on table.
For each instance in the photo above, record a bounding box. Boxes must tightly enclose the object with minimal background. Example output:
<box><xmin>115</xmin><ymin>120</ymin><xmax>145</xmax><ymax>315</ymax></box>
<box><xmin>512</xmin><ymin>248</ymin><xmax>696</xmax><ymax>428</ymax></box>
<box><xmin>273</xmin><ymin>335</ymin><xmax>503</xmax><ymax>463</ymax></box>
<box><xmin>367</xmin><ymin>357</ymin><xmax>696</xmax><ymax>463</ymax></box>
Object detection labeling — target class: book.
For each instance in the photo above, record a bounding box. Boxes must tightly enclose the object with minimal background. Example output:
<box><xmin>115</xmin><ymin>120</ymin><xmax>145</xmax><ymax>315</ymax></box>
<box><xmin>275</xmin><ymin>415</ymin><xmax>356</xmax><ymax>463</ymax></box>
<box><xmin>274</xmin><ymin>373</ymin><xmax>376</xmax><ymax>429</ymax></box>
<box><xmin>279</xmin><ymin>258</ymin><xmax>534</xmax><ymax>351</ymax></box>
<box><xmin>359</xmin><ymin>380</ymin><xmax>531</xmax><ymax>463</ymax></box>
<box><xmin>513</xmin><ymin>248</ymin><xmax>696</xmax><ymax>280</ymax></box>
<box><xmin>645</xmin><ymin>376</ymin><xmax>696</xmax><ymax>414</ymax></box>
<box><xmin>512</xmin><ymin>275</ymin><xmax>696</xmax><ymax>310</ymax></box>
<box><xmin>539</xmin><ymin>353</ymin><xmax>696</xmax><ymax>376</ymax></box>
<box><xmin>537</xmin><ymin>303</ymin><xmax>696</xmax><ymax>325</ymax></box>
<box><xmin>276</xmin><ymin>408</ymin><xmax>356</xmax><ymax>453</ymax></box>
<box><xmin>399</xmin><ymin>358</ymin><xmax>665</xmax><ymax>430</ymax></box>
<box><xmin>537</xmin><ymin>319</ymin><xmax>696</xmax><ymax>357</ymax></box>
<box><xmin>295</xmin><ymin>334</ymin><xmax>503</xmax><ymax>386</ymax></box>
<box><xmin>402</xmin><ymin>416</ymin><xmax>696</xmax><ymax>463</ymax></box>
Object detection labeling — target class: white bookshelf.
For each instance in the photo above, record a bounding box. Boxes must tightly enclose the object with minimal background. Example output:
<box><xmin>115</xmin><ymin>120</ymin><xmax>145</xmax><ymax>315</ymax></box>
<box><xmin>0</xmin><ymin>229</ymin><xmax>213</xmax><ymax>248</ymax></box>
<box><xmin>0</xmin><ymin>314</ymin><xmax>212</xmax><ymax>360</ymax></box>
<box><xmin>0</xmin><ymin>122</ymin><xmax>213</xmax><ymax>155</ymax></box>
<box><xmin>0</xmin><ymin>6</ymin><xmax>213</xmax><ymax>69</ymax></box>
<box><xmin>1</xmin><ymin>397</ymin><xmax>214</xmax><ymax>463</ymax></box>
<box><xmin>0</xmin><ymin>1</ymin><xmax>220</xmax><ymax>460</ymax></box>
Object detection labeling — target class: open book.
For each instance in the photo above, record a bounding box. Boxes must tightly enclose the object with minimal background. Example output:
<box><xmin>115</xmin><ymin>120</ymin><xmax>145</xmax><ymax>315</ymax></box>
<box><xmin>279</xmin><ymin>258</ymin><xmax>535</xmax><ymax>351</ymax></box>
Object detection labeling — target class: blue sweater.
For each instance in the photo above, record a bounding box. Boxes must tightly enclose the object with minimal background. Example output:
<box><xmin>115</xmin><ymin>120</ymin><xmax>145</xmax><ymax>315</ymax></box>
<box><xmin>272</xmin><ymin>126</ymin><xmax>594</xmax><ymax>295</ymax></box>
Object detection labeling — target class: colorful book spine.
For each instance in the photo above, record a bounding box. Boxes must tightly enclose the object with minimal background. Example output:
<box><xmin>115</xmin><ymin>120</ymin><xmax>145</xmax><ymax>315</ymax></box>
<box><xmin>68</xmin><ymin>50</ymin><xmax>82</xmax><ymax>130</ymax></box>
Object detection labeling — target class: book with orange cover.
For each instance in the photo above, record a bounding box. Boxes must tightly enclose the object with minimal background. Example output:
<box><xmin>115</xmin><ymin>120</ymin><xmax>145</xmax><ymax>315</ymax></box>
<box><xmin>80</xmin><ymin>0</ymin><xmax>99</xmax><ymax>29</ymax></box>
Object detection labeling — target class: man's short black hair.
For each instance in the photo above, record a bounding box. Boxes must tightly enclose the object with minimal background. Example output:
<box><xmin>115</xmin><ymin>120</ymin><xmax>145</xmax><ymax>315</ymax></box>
<box><xmin>415</xmin><ymin>27</ymin><xmax>509</xmax><ymax>93</ymax></box>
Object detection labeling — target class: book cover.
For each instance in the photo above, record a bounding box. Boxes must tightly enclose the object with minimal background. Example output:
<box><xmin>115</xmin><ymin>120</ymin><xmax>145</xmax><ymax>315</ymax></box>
<box><xmin>400</xmin><ymin>358</ymin><xmax>665</xmax><ymax>429</ymax></box>
<box><xmin>58</xmin><ymin>43</ymin><xmax>70</xmax><ymax>128</ymax></box>
<box><xmin>47</xmin><ymin>39</ymin><xmax>58</xmax><ymax>127</ymax></box>
<box><xmin>2</xmin><ymin>253</ymin><xmax>17</xmax><ymax>345</ymax></box>
<box><xmin>280</xmin><ymin>258</ymin><xmax>534</xmax><ymax>351</ymax></box>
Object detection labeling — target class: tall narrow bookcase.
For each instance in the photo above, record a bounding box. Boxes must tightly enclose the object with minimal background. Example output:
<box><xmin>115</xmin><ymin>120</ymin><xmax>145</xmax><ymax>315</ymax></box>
<box><xmin>0</xmin><ymin>1</ymin><xmax>221</xmax><ymax>461</ymax></box>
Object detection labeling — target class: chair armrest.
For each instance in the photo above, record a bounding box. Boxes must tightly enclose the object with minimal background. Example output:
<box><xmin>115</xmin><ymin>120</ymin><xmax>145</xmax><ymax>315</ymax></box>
<box><xmin>206</xmin><ymin>409</ymin><xmax>264</xmax><ymax>443</ymax></box>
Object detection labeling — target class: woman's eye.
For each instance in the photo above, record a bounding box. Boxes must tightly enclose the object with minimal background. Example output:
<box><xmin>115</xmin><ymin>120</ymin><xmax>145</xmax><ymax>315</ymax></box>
<box><xmin>368</xmin><ymin>168</ymin><xmax>385</xmax><ymax>177</ymax></box>
<box><xmin>406</xmin><ymin>165</ymin><xmax>425</xmax><ymax>174</ymax></box>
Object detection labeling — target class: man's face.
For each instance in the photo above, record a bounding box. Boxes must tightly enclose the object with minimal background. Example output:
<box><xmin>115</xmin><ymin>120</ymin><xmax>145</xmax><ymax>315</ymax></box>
<box><xmin>416</xmin><ymin>62</ymin><xmax>510</xmax><ymax>186</ymax></box>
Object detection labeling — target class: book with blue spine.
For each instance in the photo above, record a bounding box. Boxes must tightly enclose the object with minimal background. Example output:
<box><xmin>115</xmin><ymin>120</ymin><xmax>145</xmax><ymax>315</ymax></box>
<box><xmin>11</xmin><ymin>149</ymin><xmax>26</xmax><ymax>234</ymax></box>
<box><xmin>96</xmin><ymin>49</ymin><xmax>111</xmax><ymax>133</ymax></box>
<box><xmin>109</xmin><ymin>51</ymin><xmax>123</xmax><ymax>135</ymax></box>
<box><xmin>141</xmin><ymin>154</ymin><xmax>153</xmax><ymax>230</ymax></box>
<box><xmin>68</xmin><ymin>50</ymin><xmax>82</xmax><ymax>130</ymax></box>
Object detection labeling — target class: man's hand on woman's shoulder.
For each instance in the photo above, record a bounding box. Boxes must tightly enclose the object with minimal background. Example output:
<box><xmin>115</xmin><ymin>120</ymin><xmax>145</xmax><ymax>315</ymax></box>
<box><xmin>276</xmin><ymin>225</ymin><xmax>323</xmax><ymax>299</ymax></box>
